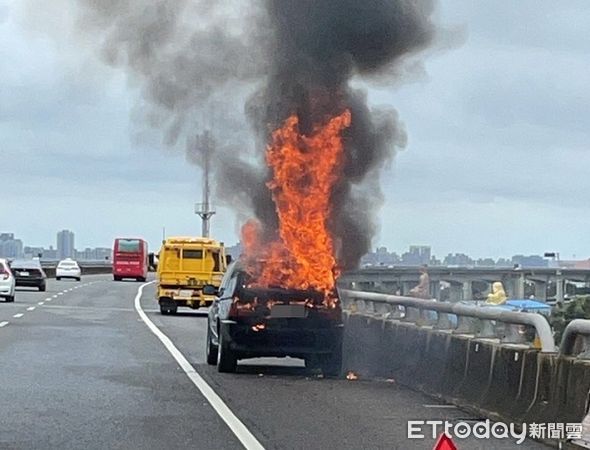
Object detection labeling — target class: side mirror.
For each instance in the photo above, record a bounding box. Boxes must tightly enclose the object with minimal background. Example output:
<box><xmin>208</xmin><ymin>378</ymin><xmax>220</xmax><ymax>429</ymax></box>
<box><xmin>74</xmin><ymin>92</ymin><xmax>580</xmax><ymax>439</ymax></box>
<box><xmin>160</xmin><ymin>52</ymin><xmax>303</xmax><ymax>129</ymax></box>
<box><xmin>202</xmin><ymin>284</ymin><xmax>219</xmax><ymax>296</ymax></box>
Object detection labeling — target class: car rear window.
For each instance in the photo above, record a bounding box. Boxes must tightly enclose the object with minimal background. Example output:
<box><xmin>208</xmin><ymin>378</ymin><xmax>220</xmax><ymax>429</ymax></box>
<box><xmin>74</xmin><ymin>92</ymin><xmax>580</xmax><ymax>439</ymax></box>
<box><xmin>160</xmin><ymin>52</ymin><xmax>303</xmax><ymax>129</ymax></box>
<box><xmin>117</xmin><ymin>240</ymin><xmax>140</xmax><ymax>253</ymax></box>
<box><xmin>13</xmin><ymin>268</ymin><xmax>43</xmax><ymax>276</ymax></box>
<box><xmin>182</xmin><ymin>249</ymin><xmax>203</xmax><ymax>259</ymax></box>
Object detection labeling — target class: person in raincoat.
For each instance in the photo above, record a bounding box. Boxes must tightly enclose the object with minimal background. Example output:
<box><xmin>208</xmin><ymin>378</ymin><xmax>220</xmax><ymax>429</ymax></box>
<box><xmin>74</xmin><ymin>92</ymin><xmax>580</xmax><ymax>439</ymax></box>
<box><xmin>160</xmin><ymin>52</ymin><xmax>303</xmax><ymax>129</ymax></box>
<box><xmin>486</xmin><ymin>281</ymin><xmax>507</xmax><ymax>305</ymax></box>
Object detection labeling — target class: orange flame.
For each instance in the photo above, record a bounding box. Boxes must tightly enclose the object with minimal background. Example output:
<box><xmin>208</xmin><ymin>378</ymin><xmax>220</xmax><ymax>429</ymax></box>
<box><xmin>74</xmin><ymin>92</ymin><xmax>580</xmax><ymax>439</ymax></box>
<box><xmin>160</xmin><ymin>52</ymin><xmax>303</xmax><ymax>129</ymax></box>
<box><xmin>346</xmin><ymin>371</ymin><xmax>359</xmax><ymax>381</ymax></box>
<box><xmin>242</xmin><ymin>110</ymin><xmax>351</xmax><ymax>295</ymax></box>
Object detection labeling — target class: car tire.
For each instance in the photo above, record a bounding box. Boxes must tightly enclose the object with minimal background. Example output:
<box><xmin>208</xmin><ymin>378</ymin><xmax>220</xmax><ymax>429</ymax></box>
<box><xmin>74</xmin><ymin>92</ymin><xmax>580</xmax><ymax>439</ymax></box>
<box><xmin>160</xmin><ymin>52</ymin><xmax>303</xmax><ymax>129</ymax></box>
<box><xmin>76</xmin><ymin>277</ymin><xmax>81</xmax><ymax>282</ymax></box>
<box><xmin>217</xmin><ymin>324</ymin><xmax>237</xmax><ymax>373</ymax></box>
<box><xmin>39</xmin><ymin>284</ymin><xmax>46</xmax><ymax>292</ymax></box>
<box><xmin>159</xmin><ymin>299</ymin><xmax>177</xmax><ymax>315</ymax></box>
<box><xmin>137</xmin><ymin>277</ymin><xmax>146</xmax><ymax>282</ymax></box>
<box><xmin>206</xmin><ymin>325</ymin><xmax>218</xmax><ymax>365</ymax></box>
<box><xmin>56</xmin><ymin>277</ymin><xmax>61</xmax><ymax>281</ymax></box>
<box><xmin>114</xmin><ymin>276</ymin><xmax>121</xmax><ymax>282</ymax></box>
<box><xmin>6</xmin><ymin>295</ymin><xmax>14</xmax><ymax>303</ymax></box>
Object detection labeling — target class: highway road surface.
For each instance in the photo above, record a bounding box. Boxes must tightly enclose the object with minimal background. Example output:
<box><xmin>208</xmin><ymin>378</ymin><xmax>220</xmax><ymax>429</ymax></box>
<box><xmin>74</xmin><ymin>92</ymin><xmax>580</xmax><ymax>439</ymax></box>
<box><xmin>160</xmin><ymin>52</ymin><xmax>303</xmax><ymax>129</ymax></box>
<box><xmin>0</xmin><ymin>275</ymin><xmax>548</xmax><ymax>449</ymax></box>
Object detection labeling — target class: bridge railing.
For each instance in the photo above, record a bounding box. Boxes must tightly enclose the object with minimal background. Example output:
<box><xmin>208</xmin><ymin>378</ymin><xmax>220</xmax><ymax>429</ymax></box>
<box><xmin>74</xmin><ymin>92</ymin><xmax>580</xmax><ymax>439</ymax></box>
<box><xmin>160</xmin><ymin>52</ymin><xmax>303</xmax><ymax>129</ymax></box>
<box><xmin>560</xmin><ymin>319</ymin><xmax>590</xmax><ymax>357</ymax></box>
<box><xmin>338</xmin><ymin>289</ymin><xmax>557</xmax><ymax>352</ymax></box>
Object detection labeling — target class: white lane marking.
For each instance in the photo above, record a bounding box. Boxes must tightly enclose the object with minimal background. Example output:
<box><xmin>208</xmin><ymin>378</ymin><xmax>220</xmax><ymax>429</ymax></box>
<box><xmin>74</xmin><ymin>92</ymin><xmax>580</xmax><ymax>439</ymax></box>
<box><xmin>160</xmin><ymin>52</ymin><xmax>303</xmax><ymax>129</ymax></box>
<box><xmin>0</xmin><ymin>321</ymin><xmax>8</xmax><ymax>328</ymax></box>
<box><xmin>38</xmin><ymin>302</ymin><xmax>45</xmax><ymax>306</ymax></box>
<box><xmin>52</xmin><ymin>295</ymin><xmax>58</xmax><ymax>299</ymax></box>
<box><xmin>134</xmin><ymin>282</ymin><xmax>264</xmax><ymax>450</ymax></box>
<box><xmin>13</xmin><ymin>313</ymin><xmax>24</xmax><ymax>319</ymax></box>
<box><xmin>27</xmin><ymin>307</ymin><xmax>36</xmax><ymax>311</ymax></box>
<box><xmin>45</xmin><ymin>298</ymin><xmax>52</xmax><ymax>301</ymax></box>
<box><xmin>423</xmin><ymin>404</ymin><xmax>457</xmax><ymax>409</ymax></box>
<box><xmin>57</xmin><ymin>292</ymin><xmax>64</xmax><ymax>296</ymax></box>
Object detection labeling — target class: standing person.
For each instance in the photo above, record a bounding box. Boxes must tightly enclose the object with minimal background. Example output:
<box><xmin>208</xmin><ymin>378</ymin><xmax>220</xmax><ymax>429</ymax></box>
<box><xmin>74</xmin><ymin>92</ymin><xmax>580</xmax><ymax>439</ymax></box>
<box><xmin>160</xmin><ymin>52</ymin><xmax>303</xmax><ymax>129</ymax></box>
<box><xmin>409</xmin><ymin>265</ymin><xmax>431</xmax><ymax>299</ymax></box>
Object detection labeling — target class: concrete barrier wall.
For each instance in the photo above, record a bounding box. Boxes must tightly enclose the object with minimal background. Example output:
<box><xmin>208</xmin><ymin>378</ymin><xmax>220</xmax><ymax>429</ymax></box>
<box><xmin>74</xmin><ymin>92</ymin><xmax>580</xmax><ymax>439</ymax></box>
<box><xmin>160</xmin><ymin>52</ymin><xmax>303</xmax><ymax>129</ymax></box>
<box><xmin>44</xmin><ymin>265</ymin><xmax>112</xmax><ymax>279</ymax></box>
<box><xmin>343</xmin><ymin>311</ymin><xmax>590</xmax><ymax>443</ymax></box>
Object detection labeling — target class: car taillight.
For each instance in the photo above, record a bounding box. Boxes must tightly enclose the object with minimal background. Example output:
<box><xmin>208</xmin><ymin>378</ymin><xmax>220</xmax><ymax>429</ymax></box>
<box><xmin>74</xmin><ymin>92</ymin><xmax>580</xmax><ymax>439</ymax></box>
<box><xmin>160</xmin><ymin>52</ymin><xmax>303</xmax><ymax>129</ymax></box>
<box><xmin>228</xmin><ymin>298</ymin><xmax>257</xmax><ymax>319</ymax></box>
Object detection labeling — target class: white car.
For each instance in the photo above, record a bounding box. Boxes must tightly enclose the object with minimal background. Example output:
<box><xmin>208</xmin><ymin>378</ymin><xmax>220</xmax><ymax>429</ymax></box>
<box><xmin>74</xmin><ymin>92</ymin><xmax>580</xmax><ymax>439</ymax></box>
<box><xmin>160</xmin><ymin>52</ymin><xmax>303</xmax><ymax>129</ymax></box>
<box><xmin>0</xmin><ymin>258</ymin><xmax>16</xmax><ymax>302</ymax></box>
<box><xmin>56</xmin><ymin>259</ymin><xmax>82</xmax><ymax>281</ymax></box>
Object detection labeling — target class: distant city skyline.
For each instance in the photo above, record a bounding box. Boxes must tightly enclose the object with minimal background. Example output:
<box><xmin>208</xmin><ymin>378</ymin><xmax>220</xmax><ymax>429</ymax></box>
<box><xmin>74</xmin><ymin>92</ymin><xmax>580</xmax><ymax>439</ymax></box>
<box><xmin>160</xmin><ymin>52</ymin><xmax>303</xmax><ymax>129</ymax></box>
<box><xmin>0</xmin><ymin>230</ymin><xmax>110</xmax><ymax>261</ymax></box>
<box><xmin>3</xmin><ymin>228</ymin><xmax>590</xmax><ymax>268</ymax></box>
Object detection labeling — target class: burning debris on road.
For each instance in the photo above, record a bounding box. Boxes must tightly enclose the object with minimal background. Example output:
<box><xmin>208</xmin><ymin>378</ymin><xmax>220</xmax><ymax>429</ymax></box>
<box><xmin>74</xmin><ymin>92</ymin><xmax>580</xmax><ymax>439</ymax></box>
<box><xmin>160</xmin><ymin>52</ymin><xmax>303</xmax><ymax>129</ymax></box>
<box><xmin>346</xmin><ymin>371</ymin><xmax>359</xmax><ymax>381</ymax></box>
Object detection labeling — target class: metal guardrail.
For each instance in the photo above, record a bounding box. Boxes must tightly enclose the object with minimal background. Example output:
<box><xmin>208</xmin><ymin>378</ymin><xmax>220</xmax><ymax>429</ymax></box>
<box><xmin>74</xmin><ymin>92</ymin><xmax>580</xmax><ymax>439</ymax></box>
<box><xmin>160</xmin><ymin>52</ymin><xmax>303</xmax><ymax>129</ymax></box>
<box><xmin>560</xmin><ymin>319</ymin><xmax>590</xmax><ymax>357</ymax></box>
<box><xmin>339</xmin><ymin>289</ymin><xmax>557</xmax><ymax>353</ymax></box>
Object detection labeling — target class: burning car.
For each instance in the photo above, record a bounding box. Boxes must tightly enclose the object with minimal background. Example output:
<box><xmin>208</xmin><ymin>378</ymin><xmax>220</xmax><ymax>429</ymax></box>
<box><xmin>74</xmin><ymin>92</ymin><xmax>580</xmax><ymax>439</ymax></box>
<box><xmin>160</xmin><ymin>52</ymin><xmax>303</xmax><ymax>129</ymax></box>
<box><xmin>205</xmin><ymin>260</ymin><xmax>343</xmax><ymax>375</ymax></box>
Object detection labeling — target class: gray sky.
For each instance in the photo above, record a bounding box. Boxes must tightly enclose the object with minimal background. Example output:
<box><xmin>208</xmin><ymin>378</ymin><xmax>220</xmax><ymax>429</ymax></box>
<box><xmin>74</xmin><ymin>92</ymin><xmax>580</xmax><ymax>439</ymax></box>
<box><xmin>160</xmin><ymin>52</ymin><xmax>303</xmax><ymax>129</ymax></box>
<box><xmin>1</xmin><ymin>1</ymin><xmax>589</xmax><ymax>259</ymax></box>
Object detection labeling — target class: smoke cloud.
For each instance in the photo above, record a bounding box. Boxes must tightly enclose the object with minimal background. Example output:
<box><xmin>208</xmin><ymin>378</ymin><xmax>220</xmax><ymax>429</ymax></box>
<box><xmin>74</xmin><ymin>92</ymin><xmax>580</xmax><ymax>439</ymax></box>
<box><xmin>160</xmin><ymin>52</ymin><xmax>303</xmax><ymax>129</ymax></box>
<box><xmin>38</xmin><ymin>0</ymin><xmax>438</xmax><ymax>269</ymax></box>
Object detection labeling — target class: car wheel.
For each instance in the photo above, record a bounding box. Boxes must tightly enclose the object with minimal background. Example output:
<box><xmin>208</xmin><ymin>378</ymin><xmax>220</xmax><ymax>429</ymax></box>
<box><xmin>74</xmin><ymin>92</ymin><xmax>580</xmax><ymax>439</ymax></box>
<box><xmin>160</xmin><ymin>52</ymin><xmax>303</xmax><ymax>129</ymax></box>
<box><xmin>217</xmin><ymin>323</ymin><xmax>237</xmax><ymax>373</ymax></box>
<box><xmin>159</xmin><ymin>299</ymin><xmax>177</xmax><ymax>315</ymax></box>
<box><xmin>137</xmin><ymin>277</ymin><xmax>147</xmax><ymax>282</ymax></box>
<box><xmin>114</xmin><ymin>276</ymin><xmax>121</xmax><ymax>281</ymax></box>
<box><xmin>6</xmin><ymin>295</ymin><xmax>14</xmax><ymax>303</ymax></box>
<box><xmin>56</xmin><ymin>277</ymin><xmax>61</xmax><ymax>281</ymax></box>
<box><xmin>206</xmin><ymin>325</ymin><xmax>219</xmax><ymax>365</ymax></box>
<box><xmin>39</xmin><ymin>284</ymin><xmax>46</xmax><ymax>292</ymax></box>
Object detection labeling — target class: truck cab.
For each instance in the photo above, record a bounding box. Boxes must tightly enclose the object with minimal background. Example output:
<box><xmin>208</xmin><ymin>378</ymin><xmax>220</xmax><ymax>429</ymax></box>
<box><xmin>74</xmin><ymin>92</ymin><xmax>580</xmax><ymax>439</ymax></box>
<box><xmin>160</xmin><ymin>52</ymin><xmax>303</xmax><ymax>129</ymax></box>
<box><xmin>156</xmin><ymin>237</ymin><xmax>228</xmax><ymax>315</ymax></box>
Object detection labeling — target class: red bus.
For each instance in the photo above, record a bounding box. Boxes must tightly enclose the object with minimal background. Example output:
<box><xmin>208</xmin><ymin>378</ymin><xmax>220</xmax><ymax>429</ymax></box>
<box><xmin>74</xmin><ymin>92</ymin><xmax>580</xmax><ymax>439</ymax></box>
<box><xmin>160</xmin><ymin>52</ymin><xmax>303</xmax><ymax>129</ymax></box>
<box><xmin>112</xmin><ymin>238</ymin><xmax>148</xmax><ymax>282</ymax></box>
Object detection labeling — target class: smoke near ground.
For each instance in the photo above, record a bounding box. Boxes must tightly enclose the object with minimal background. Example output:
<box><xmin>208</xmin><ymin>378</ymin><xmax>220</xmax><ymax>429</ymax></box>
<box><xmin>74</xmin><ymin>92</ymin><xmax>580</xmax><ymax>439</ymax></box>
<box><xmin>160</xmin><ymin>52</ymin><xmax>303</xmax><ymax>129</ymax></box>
<box><xmin>28</xmin><ymin>0</ymin><xmax>439</xmax><ymax>269</ymax></box>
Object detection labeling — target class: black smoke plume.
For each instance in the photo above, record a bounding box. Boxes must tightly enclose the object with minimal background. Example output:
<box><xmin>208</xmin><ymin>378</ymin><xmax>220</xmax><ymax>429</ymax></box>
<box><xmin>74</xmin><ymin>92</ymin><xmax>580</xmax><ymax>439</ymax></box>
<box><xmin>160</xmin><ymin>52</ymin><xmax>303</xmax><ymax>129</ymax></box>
<box><xmin>248</xmin><ymin>1</ymin><xmax>437</xmax><ymax>268</ymax></box>
<box><xmin>57</xmin><ymin>0</ymin><xmax>438</xmax><ymax>269</ymax></box>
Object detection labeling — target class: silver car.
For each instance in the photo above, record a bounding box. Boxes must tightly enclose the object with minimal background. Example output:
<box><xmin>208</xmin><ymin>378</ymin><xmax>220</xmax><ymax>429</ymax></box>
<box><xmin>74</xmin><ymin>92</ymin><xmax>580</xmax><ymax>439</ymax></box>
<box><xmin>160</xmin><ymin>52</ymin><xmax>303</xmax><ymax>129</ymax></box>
<box><xmin>0</xmin><ymin>258</ymin><xmax>16</xmax><ymax>302</ymax></box>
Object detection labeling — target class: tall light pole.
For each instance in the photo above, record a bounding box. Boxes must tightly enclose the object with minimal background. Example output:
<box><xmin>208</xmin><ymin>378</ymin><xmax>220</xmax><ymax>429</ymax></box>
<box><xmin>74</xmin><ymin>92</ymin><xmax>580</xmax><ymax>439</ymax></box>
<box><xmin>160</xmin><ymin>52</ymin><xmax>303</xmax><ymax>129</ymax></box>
<box><xmin>194</xmin><ymin>131</ymin><xmax>216</xmax><ymax>238</ymax></box>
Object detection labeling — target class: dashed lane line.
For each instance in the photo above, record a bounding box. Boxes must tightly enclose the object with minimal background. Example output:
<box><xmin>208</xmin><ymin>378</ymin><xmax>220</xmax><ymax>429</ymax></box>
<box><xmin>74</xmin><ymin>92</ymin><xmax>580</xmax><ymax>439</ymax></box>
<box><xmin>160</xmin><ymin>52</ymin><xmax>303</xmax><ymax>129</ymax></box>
<box><xmin>423</xmin><ymin>404</ymin><xmax>457</xmax><ymax>409</ymax></box>
<box><xmin>38</xmin><ymin>302</ymin><xmax>44</xmax><ymax>306</ymax></box>
<box><xmin>27</xmin><ymin>307</ymin><xmax>36</xmax><ymax>311</ymax></box>
<box><xmin>43</xmin><ymin>304</ymin><xmax>135</xmax><ymax>313</ymax></box>
<box><xmin>134</xmin><ymin>282</ymin><xmax>265</xmax><ymax>450</ymax></box>
<box><xmin>12</xmin><ymin>313</ymin><xmax>24</xmax><ymax>319</ymax></box>
<box><xmin>0</xmin><ymin>322</ymin><xmax>8</xmax><ymax>328</ymax></box>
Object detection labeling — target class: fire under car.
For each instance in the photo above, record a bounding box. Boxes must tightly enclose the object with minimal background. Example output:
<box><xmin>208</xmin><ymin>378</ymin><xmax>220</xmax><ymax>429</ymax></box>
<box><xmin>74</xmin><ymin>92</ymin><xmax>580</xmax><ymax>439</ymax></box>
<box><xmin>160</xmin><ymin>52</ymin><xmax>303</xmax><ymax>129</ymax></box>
<box><xmin>205</xmin><ymin>261</ymin><xmax>343</xmax><ymax>375</ymax></box>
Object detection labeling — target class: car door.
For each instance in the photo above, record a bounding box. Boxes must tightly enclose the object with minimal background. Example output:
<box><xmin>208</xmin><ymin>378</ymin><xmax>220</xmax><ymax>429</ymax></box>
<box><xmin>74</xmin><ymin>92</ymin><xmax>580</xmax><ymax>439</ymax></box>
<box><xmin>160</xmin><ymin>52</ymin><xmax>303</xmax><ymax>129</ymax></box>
<box><xmin>209</xmin><ymin>263</ymin><xmax>236</xmax><ymax>340</ymax></box>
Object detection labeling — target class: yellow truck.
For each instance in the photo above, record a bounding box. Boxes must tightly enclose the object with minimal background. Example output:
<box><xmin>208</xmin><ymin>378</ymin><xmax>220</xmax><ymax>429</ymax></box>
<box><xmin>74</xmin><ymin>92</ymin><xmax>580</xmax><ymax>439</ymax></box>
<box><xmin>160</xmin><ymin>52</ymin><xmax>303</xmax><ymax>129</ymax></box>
<box><xmin>156</xmin><ymin>237</ymin><xmax>228</xmax><ymax>315</ymax></box>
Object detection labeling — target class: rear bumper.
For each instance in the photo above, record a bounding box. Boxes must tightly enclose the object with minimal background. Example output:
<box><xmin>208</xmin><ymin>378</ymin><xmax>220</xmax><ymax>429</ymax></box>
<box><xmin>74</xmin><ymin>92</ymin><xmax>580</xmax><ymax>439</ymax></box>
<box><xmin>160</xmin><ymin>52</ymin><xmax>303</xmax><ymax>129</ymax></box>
<box><xmin>56</xmin><ymin>271</ymin><xmax>81</xmax><ymax>278</ymax></box>
<box><xmin>113</xmin><ymin>270</ymin><xmax>144</xmax><ymax>277</ymax></box>
<box><xmin>158</xmin><ymin>291</ymin><xmax>215</xmax><ymax>309</ymax></box>
<box><xmin>15</xmin><ymin>278</ymin><xmax>45</xmax><ymax>287</ymax></box>
<box><xmin>222</xmin><ymin>320</ymin><xmax>343</xmax><ymax>359</ymax></box>
<box><xmin>0</xmin><ymin>280</ymin><xmax>15</xmax><ymax>296</ymax></box>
